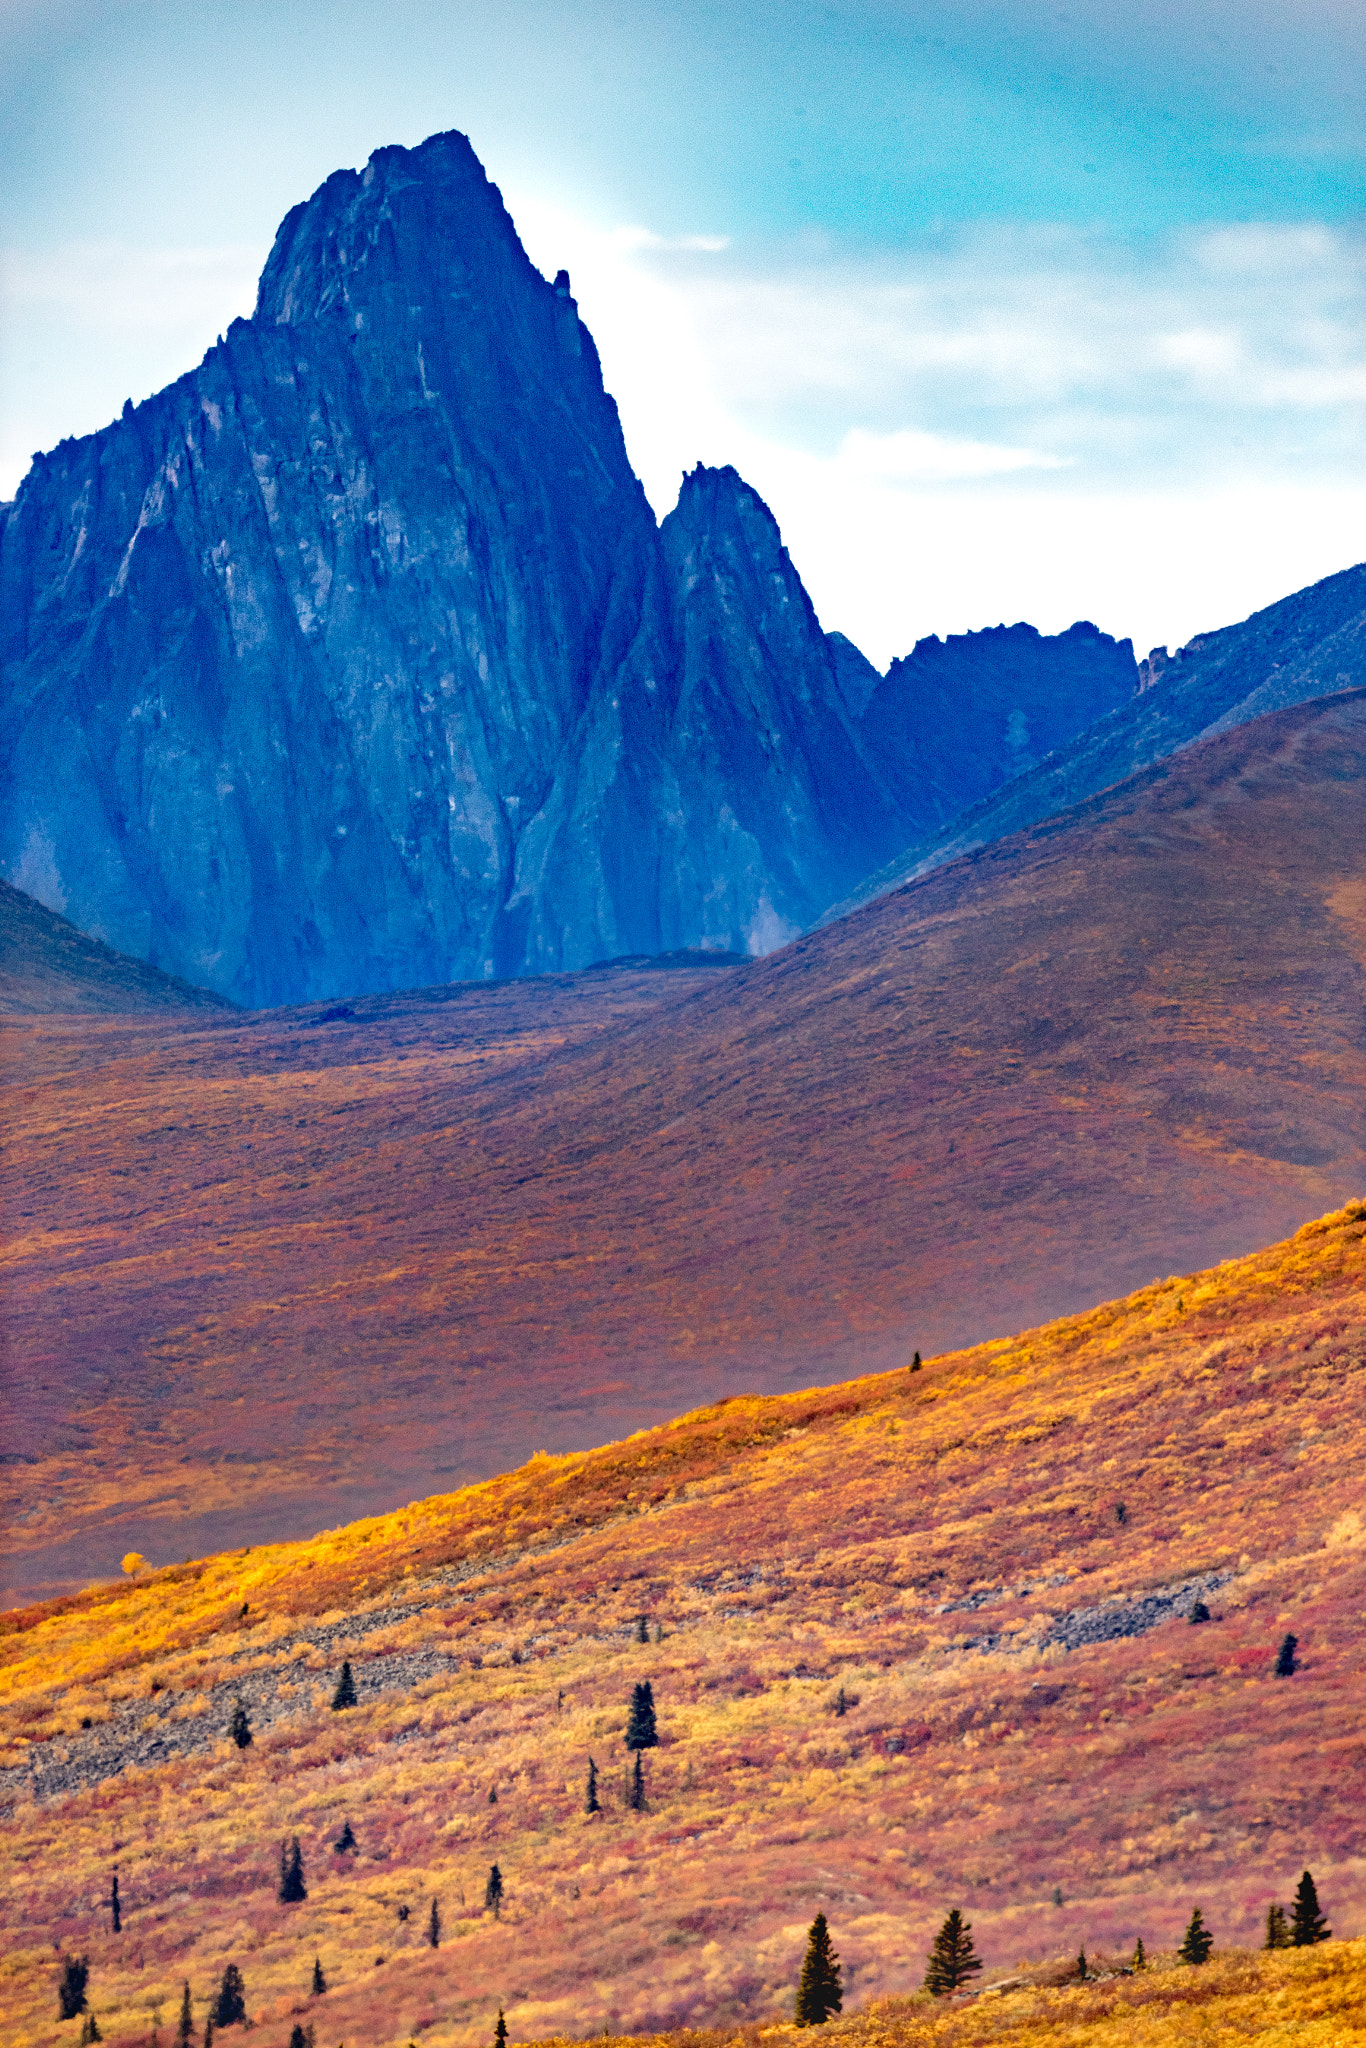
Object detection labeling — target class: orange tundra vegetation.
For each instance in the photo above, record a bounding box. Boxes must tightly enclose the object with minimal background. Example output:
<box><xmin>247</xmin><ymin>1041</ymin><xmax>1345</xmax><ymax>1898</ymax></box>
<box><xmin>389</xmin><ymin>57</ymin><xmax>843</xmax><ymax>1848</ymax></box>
<box><xmin>2</xmin><ymin>1203</ymin><xmax>1366</xmax><ymax>2048</ymax></box>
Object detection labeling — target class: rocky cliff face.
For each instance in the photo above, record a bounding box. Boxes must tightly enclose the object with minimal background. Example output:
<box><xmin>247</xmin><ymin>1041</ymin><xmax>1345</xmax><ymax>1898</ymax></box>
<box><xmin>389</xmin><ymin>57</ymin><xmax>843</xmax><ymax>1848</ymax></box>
<box><xmin>826</xmin><ymin>558</ymin><xmax>1366</xmax><ymax>923</ymax></box>
<box><xmin>0</xmin><ymin>129</ymin><xmax>1137</xmax><ymax>1004</ymax></box>
<box><xmin>861</xmin><ymin>619</ymin><xmax>1138</xmax><ymax>845</ymax></box>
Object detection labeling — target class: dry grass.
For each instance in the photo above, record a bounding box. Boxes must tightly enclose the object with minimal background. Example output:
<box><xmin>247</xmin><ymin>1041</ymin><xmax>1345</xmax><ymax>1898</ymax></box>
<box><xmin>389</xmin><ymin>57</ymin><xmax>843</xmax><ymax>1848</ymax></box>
<box><xmin>2</xmin><ymin>1203</ymin><xmax>1365</xmax><ymax>2047</ymax></box>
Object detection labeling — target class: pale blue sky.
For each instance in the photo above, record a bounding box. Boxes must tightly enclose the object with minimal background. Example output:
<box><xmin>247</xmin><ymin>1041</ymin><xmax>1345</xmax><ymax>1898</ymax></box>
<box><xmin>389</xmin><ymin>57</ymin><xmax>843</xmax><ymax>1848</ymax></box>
<box><xmin>2</xmin><ymin>0</ymin><xmax>1363</xmax><ymax>659</ymax></box>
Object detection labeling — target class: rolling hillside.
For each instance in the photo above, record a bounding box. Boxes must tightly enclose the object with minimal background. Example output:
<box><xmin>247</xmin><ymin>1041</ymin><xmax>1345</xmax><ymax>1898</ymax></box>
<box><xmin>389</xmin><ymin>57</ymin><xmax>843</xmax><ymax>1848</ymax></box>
<box><xmin>2</xmin><ymin>1202</ymin><xmax>1364</xmax><ymax>2048</ymax></box>
<box><xmin>6</xmin><ymin>690</ymin><xmax>1366</xmax><ymax>1599</ymax></box>
<box><xmin>0</xmin><ymin>880</ymin><xmax>233</xmax><ymax>1016</ymax></box>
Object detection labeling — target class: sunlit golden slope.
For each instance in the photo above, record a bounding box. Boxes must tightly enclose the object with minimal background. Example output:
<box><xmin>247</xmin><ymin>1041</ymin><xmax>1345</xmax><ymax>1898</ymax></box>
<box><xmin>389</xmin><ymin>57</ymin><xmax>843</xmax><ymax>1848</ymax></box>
<box><xmin>2</xmin><ymin>1203</ymin><xmax>1365</xmax><ymax>2048</ymax></box>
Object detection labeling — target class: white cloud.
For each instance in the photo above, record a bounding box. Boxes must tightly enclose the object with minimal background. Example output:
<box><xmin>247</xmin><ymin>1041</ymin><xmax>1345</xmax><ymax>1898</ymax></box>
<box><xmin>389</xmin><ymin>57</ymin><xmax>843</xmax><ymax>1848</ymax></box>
<box><xmin>4</xmin><ymin>211</ymin><xmax>1363</xmax><ymax>671</ymax></box>
<box><xmin>838</xmin><ymin>426</ymin><xmax>1070</xmax><ymax>482</ymax></box>
<box><xmin>0</xmin><ymin>240</ymin><xmax>259</xmax><ymax>490</ymax></box>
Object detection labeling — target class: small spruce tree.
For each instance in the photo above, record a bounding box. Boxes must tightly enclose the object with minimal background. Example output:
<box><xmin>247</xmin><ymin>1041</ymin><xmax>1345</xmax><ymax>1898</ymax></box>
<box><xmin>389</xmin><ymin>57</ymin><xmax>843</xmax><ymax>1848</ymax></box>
<box><xmin>175</xmin><ymin>1979</ymin><xmax>194</xmax><ymax>2048</ymax></box>
<box><xmin>79</xmin><ymin>2018</ymin><xmax>102</xmax><ymax>2044</ymax></box>
<box><xmin>794</xmin><ymin>1912</ymin><xmax>842</xmax><ymax>2025</ymax></box>
<box><xmin>331</xmin><ymin>1660</ymin><xmax>357</xmax><ymax>1710</ymax></box>
<box><xmin>287</xmin><ymin>2027</ymin><xmax>307</xmax><ymax>2048</ymax></box>
<box><xmin>211</xmin><ymin>1964</ymin><xmax>246</xmax><ymax>2029</ymax></box>
<box><xmin>1132</xmin><ymin>1937</ymin><xmax>1146</xmax><ymax>1971</ymax></box>
<box><xmin>57</xmin><ymin>1956</ymin><xmax>90</xmax><ymax>2021</ymax></box>
<box><xmin>1075</xmin><ymin>1948</ymin><xmax>1087</xmax><ymax>1981</ymax></box>
<box><xmin>278</xmin><ymin>1837</ymin><xmax>307</xmax><ymax>1904</ymax></box>
<box><xmin>485</xmin><ymin>1864</ymin><xmax>504</xmax><ymax>1918</ymax></box>
<box><xmin>834</xmin><ymin>1687</ymin><xmax>848</xmax><ymax>1718</ymax></box>
<box><xmin>909</xmin><ymin>1351</ymin><xmax>922</xmax><ymax>1371</ymax></box>
<box><xmin>635</xmin><ymin>1615</ymin><xmax>649</xmax><ymax>1644</ymax></box>
<box><xmin>924</xmin><ymin>1910</ymin><xmax>982</xmax><ymax>1995</ymax></box>
<box><xmin>428</xmin><ymin>1898</ymin><xmax>442</xmax><ymax>1948</ymax></box>
<box><xmin>334</xmin><ymin>1819</ymin><xmax>357</xmax><ymax>1853</ymax></box>
<box><xmin>585</xmin><ymin>1757</ymin><xmax>600</xmax><ymax>1814</ymax></box>
<box><xmin>494</xmin><ymin>2009</ymin><xmax>508</xmax><ymax>2048</ymax></box>
<box><xmin>229</xmin><ymin>1701</ymin><xmax>252</xmax><ymax>1749</ymax></box>
<box><xmin>489</xmin><ymin>1784</ymin><xmax>499</xmax><ymax>1803</ymax></box>
<box><xmin>1291</xmin><ymin>1870</ymin><xmax>1330</xmax><ymax>1946</ymax></box>
<box><xmin>629</xmin><ymin>1752</ymin><xmax>644</xmax><ymax>1811</ymax></box>
<box><xmin>1264</xmin><ymin>1904</ymin><xmax>1290</xmax><ymax>1950</ymax></box>
<box><xmin>1275</xmin><ymin>1633</ymin><xmax>1298</xmax><ymax>1677</ymax></box>
<box><xmin>311</xmin><ymin>1956</ymin><xmax>327</xmax><ymax>1995</ymax></box>
<box><xmin>1178</xmin><ymin>1908</ymin><xmax>1213</xmax><ymax>1965</ymax></box>
<box><xmin>1189</xmin><ymin>1600</ymin><xmax>1210</xmax><ymax>1625</ymax></box>
<box><xmin>203</xmin><ymin>2021</ymin><xmax>214</xmax><ymax>2048</ymax></box>
<box><xmin>110</xmin><ymin>1870</ymin><xmax>122</xmax><ymax>1934</ymax></box>
<box><xmin>625</xmin><ymin>1681</ymin><xmax>657</xmax><ymax>1750</ymax></box>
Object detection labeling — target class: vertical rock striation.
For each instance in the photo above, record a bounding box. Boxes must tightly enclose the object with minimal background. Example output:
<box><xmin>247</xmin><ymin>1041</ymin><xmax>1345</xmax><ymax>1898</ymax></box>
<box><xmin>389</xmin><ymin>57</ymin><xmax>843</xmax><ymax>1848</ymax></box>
<box><xmin>1</xmin><ymin>129</ymin><xmax>1140</xmax><ymax>1004</ymax></box>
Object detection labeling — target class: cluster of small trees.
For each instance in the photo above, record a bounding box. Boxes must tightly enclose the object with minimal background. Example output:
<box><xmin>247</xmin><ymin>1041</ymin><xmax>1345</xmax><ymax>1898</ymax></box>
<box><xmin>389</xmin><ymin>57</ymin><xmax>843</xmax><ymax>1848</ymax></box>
<box><xmin>1265</xmin><ymin>1871</ymin><xmax>1331</xmax><ymax>1950</ymax></box>
<box><xmin>790</xmin><ymin>1872</ymin><xmax>1335</xmax><ymax>2021</ymax></box>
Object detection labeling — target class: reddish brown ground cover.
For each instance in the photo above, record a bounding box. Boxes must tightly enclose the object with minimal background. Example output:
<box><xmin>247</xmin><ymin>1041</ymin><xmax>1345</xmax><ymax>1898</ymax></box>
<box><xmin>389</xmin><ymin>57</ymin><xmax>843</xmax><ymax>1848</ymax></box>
<box><xmin>1</xmin><ymin>1203</ymin><xmax>1364</xmax><ymax>2047</ymax></box>
<box><xmin>4</xmin><ymin>693</ymin><xmax>1366</xmax><ymax>1598</ymax></box>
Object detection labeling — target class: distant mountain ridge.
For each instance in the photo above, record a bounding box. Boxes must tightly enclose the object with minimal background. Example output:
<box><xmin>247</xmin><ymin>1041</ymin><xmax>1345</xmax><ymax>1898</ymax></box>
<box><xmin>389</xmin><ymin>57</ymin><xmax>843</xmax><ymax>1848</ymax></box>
<box><xmin>0</xmin><ymin>129</ymin><xmax>1133</xmax><ymax>1005</ymax></box>
<box><xmin>826</xmin><ymin>557</ymin><xmax>1366</xmax><ymax>922</ymax></box>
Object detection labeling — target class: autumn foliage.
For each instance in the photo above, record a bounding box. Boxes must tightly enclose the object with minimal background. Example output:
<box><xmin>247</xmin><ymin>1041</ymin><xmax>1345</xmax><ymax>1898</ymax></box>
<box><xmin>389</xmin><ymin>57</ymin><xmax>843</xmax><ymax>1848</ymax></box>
<box><xmin>1</xmin><ymin>1203</ymin><xmax>1365</xmax><ymax>2047</ymax></box>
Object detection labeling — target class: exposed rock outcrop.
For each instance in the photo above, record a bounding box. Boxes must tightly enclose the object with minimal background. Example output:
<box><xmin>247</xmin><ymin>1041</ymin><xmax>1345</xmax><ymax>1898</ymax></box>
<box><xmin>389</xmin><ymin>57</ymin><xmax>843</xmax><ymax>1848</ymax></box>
<box><xmin>0</xmin><ymin>129</ymin><xmax>1141</xmax><ymax>1004</ymax></box>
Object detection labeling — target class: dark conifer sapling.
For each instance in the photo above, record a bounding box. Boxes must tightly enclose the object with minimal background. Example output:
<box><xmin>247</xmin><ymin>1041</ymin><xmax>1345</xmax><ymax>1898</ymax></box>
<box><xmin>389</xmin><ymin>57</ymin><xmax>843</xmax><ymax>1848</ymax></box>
<box><xmin>625</xmin><ymin>1681</ymin><xmax>657</xmax><ymax>1749</ymax></box>
<box><xmin>278</xmin><ymin>1837</ymin><xmax>307</xmax><ymax>1903</ymax></box>
<box><xmin>834</xmin><ymin>1687</ymin><xmax>847</xmax><ymax>1718</ymax></box>
<box><xmin>311</xmin><ymin>1956</ymin><xmax>327</xmax><ymax>1995</ymax></box>
<box><xmin>489</xmin><ymin>1785</ymin><xmax>498</xmax><ymax>1803</ymax></box>
<box><xmin>485</xmin><ymin>1864</ymin><xmax>504</xmax><ymax>1918</ymax></box>
<box><xmin>334</xmin><ymin>1819</ymin><xmax>357</xmax><ymax>1852</ymax></box>
<box><xmin>211</xmin><ymin>1965</ymin><xmax>246</xmax><ymax>2029</ymax></box>
<box><xmin>110</xmin><ymin>1870</ymin><xmax>122</xmax><ymax>1934</ymax></box>
<box><xmin>1178</xmin><ymin>1908</ymin><xmax>1213</xmax><ymax>1965</ymax></box>
<box><xmin>229</xmin><ymin>1701</ymin><xmax>252</xmax><ymax>1748</ymax></box>
<box><xmin>923</xmin><ymin>1910</ymin><xmax>982</xmax><ymax>1995</ymax></box>
<box><xmin>1075</xmin><ymin>1948</ymin><xmax>1087</xmax><ymax>1981</ymax></box>
<box><xmin>1264</xmin><ymin>1904</ymin><xmax>1290</xmax><ymax>1950</ymax></box>
<box><xmin>794</xmin><ymin>1912</ymin><xmax>842</xmax><ymax>2025</ymax></box>
<box><xmin>1189</xmin><ymin>1600</ymin><xmax>1210</xmax><ymax>1625</ymax></box>
<box><xmin>428</xmin><ymin>1898</ymin><xmax>442</xmax><ymax>1948</ymax></box>
<box><xmin>635</xmin><ymin>1615</ymin><xmax>649</xmax><ymax>1644</ymax></box>
<box><xmin>585</xmin><ymin>1757</ymin><xmax>600</xmax><ymax>1814</ymax></box>
<box><xmin>203</xmin><ymin>2021</ymin><xmax>214</xmax><ymax>2048</ymax></box>
<box><xmin>175</xmin><ymin>1979</ymin><xmax>194</xmax><ymax>2047</ymax></box>
<box><xmin>494</xmin><ymin>2009</ymin><xmax>508</xmax><ymax>2048</ymax></box>
<box><xmin>79</xmin><ymin>2018</ymin><xmax>102</xmax><ymax>2044</ymax></box>
<box><xmin>1132</xmin><ymin>1937</ymin><xmax>1146</xmax><ymax>1970</ymax></box>
<box><xmin>57</xmin><ymin>1956</ymin><xmax>90</xmax><ymax>2020</ymax></box>
<box><xmin>331</xmin><ymin>1660</ymin><xmax>357</xmax><ymax>1710</ymax></box>
<box><xmin>1291</xmin><ymin>1869</ymin><xmax>1330</xmax><ymax>1946</ymax></box>
<box><xmin>1275</xmin><ymin>1633</ymin><xmax>1298</xmax><ymax>1677</ymax></box>
<box><xmin>909</xmin><ymin>1351</ymin><xmax>921</xmax><ymax>1372</ymax></box>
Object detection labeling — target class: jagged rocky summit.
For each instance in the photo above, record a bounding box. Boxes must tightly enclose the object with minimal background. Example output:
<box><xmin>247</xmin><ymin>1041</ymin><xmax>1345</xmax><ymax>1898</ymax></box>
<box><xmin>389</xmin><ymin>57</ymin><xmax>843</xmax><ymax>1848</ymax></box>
<box><xmin>1</xmin><ymin>130</ymin><xmax>1134</xmax><ymax>1004</ymax></box>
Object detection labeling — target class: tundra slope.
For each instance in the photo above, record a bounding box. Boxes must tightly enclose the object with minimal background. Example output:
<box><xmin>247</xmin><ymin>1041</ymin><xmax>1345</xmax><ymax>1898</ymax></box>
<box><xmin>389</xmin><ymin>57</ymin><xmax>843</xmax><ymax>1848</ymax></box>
<box><xmin>2</xmin><ymin>1203</ymin><xmax>1364</xmax><ymax>2047</ymax></box>
<box><xmin>5</xmin><ymin>689</ymin><xmax>1366</xmax><ymax>1597</ymax></box>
